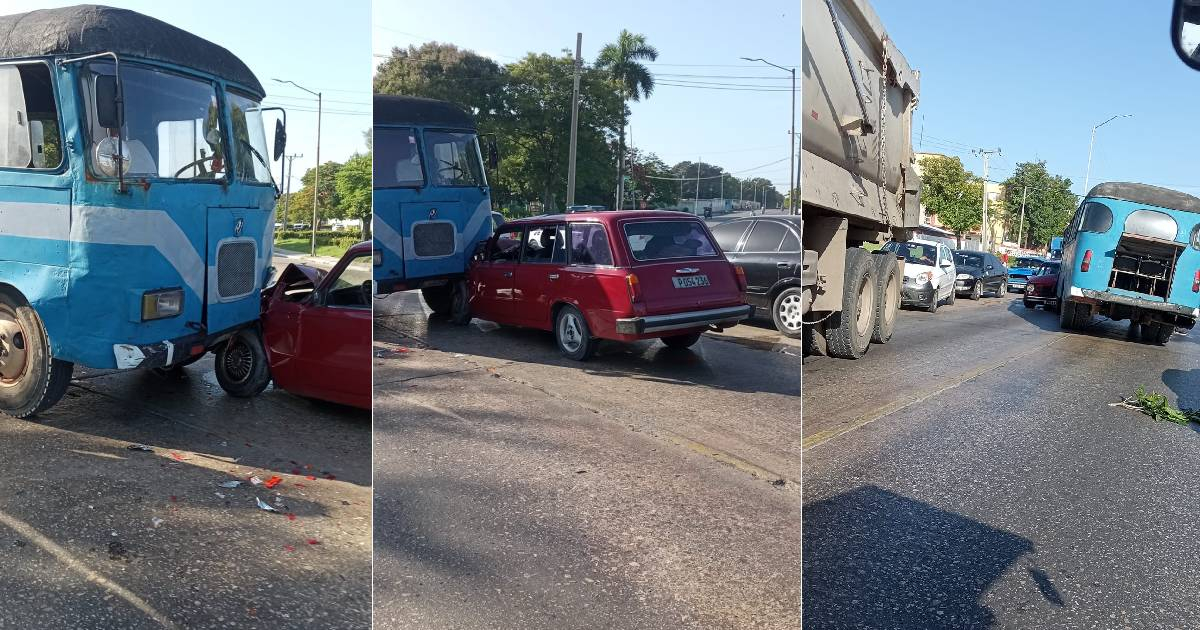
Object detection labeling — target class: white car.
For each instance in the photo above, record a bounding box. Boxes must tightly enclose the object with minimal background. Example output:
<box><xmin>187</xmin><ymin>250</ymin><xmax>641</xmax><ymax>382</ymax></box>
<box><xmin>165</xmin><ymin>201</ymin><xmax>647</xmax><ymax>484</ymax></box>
<box><xmin>881</xmin><ymin>240</ymin><xmax>957</xmax><ymax>313</ymax></box>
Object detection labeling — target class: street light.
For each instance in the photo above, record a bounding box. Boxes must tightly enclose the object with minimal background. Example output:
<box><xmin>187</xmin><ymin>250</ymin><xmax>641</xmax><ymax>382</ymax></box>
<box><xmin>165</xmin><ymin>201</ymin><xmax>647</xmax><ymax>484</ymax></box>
<box><xmin>741</xmin><ymin>56</ymin><xmax>797</xmax><ymax>215</ymax></box>
<box><xmin>1083</xmin><ymin>113</ymin><xmax>1132</xmax><ymax>197</ymax></box>
<box><xmin>274</xmin><ymin>78</ymin><xmax>323</xmax><ymax>256</ymax></box>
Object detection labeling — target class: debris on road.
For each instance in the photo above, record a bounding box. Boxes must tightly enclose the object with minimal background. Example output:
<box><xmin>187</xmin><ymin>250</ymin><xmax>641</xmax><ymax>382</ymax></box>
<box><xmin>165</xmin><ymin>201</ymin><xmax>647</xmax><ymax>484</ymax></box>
<box><xmin>215</xmin><ymin>492</ymin><xmax>226</xmax><ymax>499</ymax></box>
<box><xmin>264</xmin><ymin>475</ymin><xmax>283</xmax><ymax>489</ymax></box>
<box><xmin>126</xmin><ymin>444</ymin><xmax>153</xmax><ymax>452</ymax></box>
<box><xmin>151</xmin><ymin>517</ymin><xmax>164</xmax><ymax>528</ymax></box>
<box><xmin>255</xmin><ymin>497</ymin><xmax>282</xmax><ymax>513</ymax></box>
<box><xmin>169</xmin><ymin>452</ymin><xmax>188</xmax><ymax>461</ymax></box>
<box><xmin>1112</xmin><ymin>386</ymin><xmax>1200</xmax><ymax>425</ymax></box>
<box><xmin>283</xmin><ymin>544</ymin><xmax>296</xmax><ymax>552</ymax></box>
<box><xmin>218</xmin><ymin>480</ymin><xmax>242</xmax><ymax>489</ymax></box>
<box><xmin>249</xmin><ymin>475</ymin><xmax>264</xmax><ymax>486</ymax></box>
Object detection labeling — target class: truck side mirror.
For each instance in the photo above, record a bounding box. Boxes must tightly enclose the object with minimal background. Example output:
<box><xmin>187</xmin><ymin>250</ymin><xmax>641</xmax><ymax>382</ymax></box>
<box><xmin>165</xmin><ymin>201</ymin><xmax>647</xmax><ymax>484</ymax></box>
<box><xmin>1173</xmin><ymin>0</ymin><xmax>1200</xmax><ymax>71</ymax></box>
<box><xmin>95</xmin><ymin>75</ymin><xmax>122</xmax><ymax>129</ymax></box>
<box><xmin>274</xmin><ymin>119</ymin><xmax>287</xmax><ymax>161</ymax></box>
<box><xmin>487</xmin><ymin>138</ymin><xmax>498</xmax><ymax>170</ymax></box>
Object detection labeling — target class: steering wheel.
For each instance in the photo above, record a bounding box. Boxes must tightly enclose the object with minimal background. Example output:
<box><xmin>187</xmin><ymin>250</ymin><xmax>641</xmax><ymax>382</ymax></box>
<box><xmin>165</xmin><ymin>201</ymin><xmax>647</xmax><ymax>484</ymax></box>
<box><xmin>438</xmin><ymin>158</ymin><xmax>465</xmax><ymax>178</ymax></box>
<box><xmin>174</xmin><ymin>155</ymin><xmax>220</xmax><ymax>179</ymax></box>
<box><xmin>360</xmin><ymin>280</ymin><xmax>373</xmax><ymax>306</ymax></box>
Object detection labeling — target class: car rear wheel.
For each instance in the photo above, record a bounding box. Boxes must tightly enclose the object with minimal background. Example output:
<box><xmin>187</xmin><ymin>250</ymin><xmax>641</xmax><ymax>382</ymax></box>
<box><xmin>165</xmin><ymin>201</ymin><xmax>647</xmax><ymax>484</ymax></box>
<box><xmin>660</xmin><ymin>331</ymin><xmax>703</xmax><ymax>349</ymax></box>
<box><xmin>870</xmin><ymin>254</ymin><xmax>900</xmax><ymax>344</ymax></box>
<box><xmin>0</xmin><ymin>290</ymin><xmax>73</xmax><ymax>418</ymax></box>
<box><xmin>421</xmin><ymin>285</ymin><xmax>453</xmax><ymax>315</ymax></box>
<box><xmin>772</xmin><ymin>287</ymin><xmax>805</xmax><ymax>339</ymax></box>
<box><xmin>554</xmin><ymin>305</ymin><xmax>598</xmax><ymax>361</ymax></box>
<box><xmin>825</xmin><ymin>248</ymin><xmax>877</xmax><ymax>359</ymax></box>
<box><xmin>215</xmin><ymin>328</ymin><xmax>271</xmax><ymax>398</ymax></box>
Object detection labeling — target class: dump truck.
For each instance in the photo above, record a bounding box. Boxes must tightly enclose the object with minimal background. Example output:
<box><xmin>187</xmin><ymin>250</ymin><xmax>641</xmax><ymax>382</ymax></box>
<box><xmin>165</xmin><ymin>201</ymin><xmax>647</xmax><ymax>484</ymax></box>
<box><xmin>801</xmin><ymin>0</ymin><xmax>921</xmax><ymax>358</ymax></box>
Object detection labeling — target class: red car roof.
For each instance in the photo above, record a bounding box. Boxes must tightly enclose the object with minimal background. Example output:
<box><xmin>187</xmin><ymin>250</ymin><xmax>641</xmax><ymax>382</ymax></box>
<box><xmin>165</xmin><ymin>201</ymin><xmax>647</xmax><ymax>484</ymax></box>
<box><xmin>505</xmin><ymin>210</ymin><xmax>699</xmax><ymax>225</ymax></box>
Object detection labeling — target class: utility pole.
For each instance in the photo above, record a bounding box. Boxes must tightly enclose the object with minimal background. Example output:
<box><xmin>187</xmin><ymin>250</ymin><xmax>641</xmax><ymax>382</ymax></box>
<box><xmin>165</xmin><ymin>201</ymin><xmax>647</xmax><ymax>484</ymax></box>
<box><xmin>695</xmin><ymin>156</ymin><xmax>702</xmax><ymax>215</ymax></box>
<box><xmin>1017</xmin><ymin>184</ymin><xmax>1028</xmax><ymax>250</ymax></box>
<box><xmin>972</xmin><ymin>147</ymin><xmax>1001</xmax><ymax>251</ymax></box>
<box><xmin>283</xmin><ymin>152</ymin><xmax>303</xmax><ymax>225</ymax></box>
<box><xmin>1083</xmin><ymin>113</ymin><xmax>1132</xmax><ymax>196</ymax></box>
<box><xmin>274</xmin><ymin>79</ymin><xmax>322</xmax><ymax>255</ymax></box>
<box><xmin>566</xmin><ymin>33</ymin><xmax>583</xmax><ymax>206</ymax></box>
<box><xmin>743</xmin><ymin>57</ymin><xmax>796</xmax><ymax>215</ymax></box>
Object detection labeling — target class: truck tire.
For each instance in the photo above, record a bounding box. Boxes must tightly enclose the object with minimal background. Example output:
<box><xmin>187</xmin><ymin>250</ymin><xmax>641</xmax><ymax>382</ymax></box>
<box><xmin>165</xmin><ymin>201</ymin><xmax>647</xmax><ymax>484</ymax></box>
<box><xmin>0</xmin><ymin>290</ymin><xmax>73</xmax><ymax>418</ymax></box>
<box><xmin>870</xmin><ymin>253</ymin><xmax>900</xmax><ymax>344</ymax></box>
<box><xmin>1059</xmin><ymin>299</ymin><xmax>1087</xmax><ymax>330</ymax></box>
<box><xmin>215</xmin><ymin>328</ymin><xmax>271</xmax><ymax>398</ymax></box>
<box><xmin>802</xmin><ymin>323</ymin><xmax>827</xmax><ymax>356</ymax></box>
<box><xmin>421</xmin><ymin>285</ymin><xmax>453</xmax><ymax>315</ymax></box>
<box><xmin>448</xmin><ymin>280</ymin><xmax>472</xmax><ymax>326</ymax></box>
<box><xmin>1141</xmin><ymin>322</ymin><xmax>1173</xmax><ymax>345</ymax></box>
<box><xmin>825</xmin><ymin>248</ymin><xmax>877</xmax><ymax>359</ymax></box>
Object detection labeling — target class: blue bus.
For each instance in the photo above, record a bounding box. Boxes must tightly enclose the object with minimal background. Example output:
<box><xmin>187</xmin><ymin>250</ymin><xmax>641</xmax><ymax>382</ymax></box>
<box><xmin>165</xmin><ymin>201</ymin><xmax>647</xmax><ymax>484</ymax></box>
<box><xmin>373</xmin><ymin>95</ymin><xmax>497</xmax><ymax>321</ymax></box>
<box><xmin>0</xmin><ymin>6</ymin><xmax>287</xmax><ymax>416</ymax></box>
<box><xmin>1058</xmin><ymin>182</ymin><xmax>1200</xmax><ymax>344</ymax></box>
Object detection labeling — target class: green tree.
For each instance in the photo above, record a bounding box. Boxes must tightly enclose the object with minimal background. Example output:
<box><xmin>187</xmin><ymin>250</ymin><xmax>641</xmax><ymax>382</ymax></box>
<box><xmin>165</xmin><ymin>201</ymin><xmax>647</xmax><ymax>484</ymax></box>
<box><xmin>998</xmin><ymin>161</ymin><xmax>1077</xmax><ymax>249</ymax></box>
<box><xmin>596</xmin><ymin>31</ymin><xmax>659</xmax><ymax>209</ymax></box>
<box><xmin>373</xmin><ymin>43</ymin><xmax>504</xmax><ymax>123</ymax></box>
<box><xmin>918</xmin><ymin>155</ymin><xmax>984</xmax><ymax>247</ymax></box>
<box><xmin>290</xmin><ymin>160</ymin><xmax>343</xmax><ymax>225</ymax></box>
<box><xmin>335</xmin><ymin>153</ymin><xmax>372</xmax><ymax>238</ymax></box>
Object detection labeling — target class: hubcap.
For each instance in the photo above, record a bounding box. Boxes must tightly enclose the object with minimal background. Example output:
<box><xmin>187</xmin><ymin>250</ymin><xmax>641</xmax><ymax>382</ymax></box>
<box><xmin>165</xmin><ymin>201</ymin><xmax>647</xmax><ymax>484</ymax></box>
<box><xmin>0</xmin><ymin>315</ymin><xmax>28</xmax><ymax>385</ymax></box>
<box><xmin>559</xmin><ymin>313</ymin><xmax>583</xmax><ymax>352</ymax></box>
<box><xmin>854</xmin><ymin>275</ymin><xmax>875</xmax><ymax>337</ymax></box>
<box><xmin>223</xmin><ymin>339</ymin><xmax>254</xmax><ymax>384</ymax></box>
<box><xmin>778</xmin><ymin>294</ymin><xmax>803</xmax><ymax>331</ymax></box>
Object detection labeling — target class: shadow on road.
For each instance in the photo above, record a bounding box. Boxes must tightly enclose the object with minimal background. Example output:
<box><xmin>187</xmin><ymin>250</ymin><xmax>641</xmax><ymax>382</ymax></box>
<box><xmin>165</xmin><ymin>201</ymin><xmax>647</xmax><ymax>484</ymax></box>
<box><xmin>803</xmin><ymin>485</ymin><xmax>1042</xmax><ymax>629</ymax></box>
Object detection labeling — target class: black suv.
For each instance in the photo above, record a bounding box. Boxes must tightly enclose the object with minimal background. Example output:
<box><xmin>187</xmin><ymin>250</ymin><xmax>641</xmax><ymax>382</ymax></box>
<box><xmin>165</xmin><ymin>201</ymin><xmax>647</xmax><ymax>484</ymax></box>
<box><xmin>952</xmin><ymin>249</ymin><xmax>1008</xmax><ymax>299</ymax></box>
<box><xmin>709</xmin><ymin>216</ymin><xmax>804</xmax><ymax>338</ymax></box>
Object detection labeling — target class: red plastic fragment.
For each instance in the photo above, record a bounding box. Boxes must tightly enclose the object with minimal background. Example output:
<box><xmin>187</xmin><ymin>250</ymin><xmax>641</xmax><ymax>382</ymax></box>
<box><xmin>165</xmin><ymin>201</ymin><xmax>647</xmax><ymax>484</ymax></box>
<box><xmin>264</xmin><ymin>476</ymin><xmax>283</xmax><ymax>489</ymax></box>
<box><xmin>287</xmin><ymin>513</ymin><xmax>296</xmax><ymax>521</ymax></box>
<box><xmin>305</xmin><ymin>475</ymin><xmax>316</xmax><ymax>480</ymax></box>
<box><xmin>306</xmin><ymin>539</ymin><xmax>320</xmax><ymax>545</ymax></box>
<box><xmin>283</xmin><ymin>545</ymin><xmax>295</xmax><ymax>552</ymax></box>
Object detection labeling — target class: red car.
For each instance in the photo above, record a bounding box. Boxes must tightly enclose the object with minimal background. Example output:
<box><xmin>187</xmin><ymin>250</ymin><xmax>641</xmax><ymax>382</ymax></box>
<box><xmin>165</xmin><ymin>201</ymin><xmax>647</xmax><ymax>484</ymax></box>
<box><xmin>465</xmin><ymin>211</ymin><xmax>753</xmax><ymax>360</ymax></box>
<box><xmin>1023</xmin><ymin>259</ymin><xmax>1062</xmax><ymax>310</ymax></box>
<box><xmin>214</xmin><ymin>241</ymin><xmax>373</xmax><ymax>409</ymax></box>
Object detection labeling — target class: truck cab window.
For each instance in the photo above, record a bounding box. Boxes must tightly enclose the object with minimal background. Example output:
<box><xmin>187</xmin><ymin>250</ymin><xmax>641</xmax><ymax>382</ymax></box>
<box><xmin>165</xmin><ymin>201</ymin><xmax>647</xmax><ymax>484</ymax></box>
<box><xmin>0</xmin><ymin>63</ymin><xmax>60</xmax><ymax>169</ymax></box>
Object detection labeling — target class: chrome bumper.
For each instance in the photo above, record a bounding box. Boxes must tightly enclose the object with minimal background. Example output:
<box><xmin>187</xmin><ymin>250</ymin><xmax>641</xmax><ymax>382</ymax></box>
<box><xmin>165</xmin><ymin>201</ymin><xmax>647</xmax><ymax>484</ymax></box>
<box><xmin>615</xmin><ymin>304</ymin><xmax>754</xmax><ymax>334</ymax></box>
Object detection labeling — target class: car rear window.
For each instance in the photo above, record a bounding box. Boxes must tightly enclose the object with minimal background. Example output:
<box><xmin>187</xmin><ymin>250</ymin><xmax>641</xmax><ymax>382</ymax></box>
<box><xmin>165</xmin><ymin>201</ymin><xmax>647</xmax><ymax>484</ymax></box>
<box><xmin>622</xmin><ymin>220</ymin><xmax>718</xmax><ymax>261</ymax></box>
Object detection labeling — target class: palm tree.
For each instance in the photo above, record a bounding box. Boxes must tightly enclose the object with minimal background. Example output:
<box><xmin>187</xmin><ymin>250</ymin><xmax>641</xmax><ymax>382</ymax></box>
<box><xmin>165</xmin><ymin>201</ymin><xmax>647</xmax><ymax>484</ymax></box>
<box><xmin>596</xmin><ymin>30</ymin><xmax>658</xmax><ymax>210</ymax></box>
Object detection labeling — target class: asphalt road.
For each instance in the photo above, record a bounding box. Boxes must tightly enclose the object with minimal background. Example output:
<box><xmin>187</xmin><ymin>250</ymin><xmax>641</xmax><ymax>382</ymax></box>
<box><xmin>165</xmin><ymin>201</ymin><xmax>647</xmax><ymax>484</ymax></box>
<box><xmin>373</xmin><ymin>291</ymin><xmax>802</xmax><ymax>630</ymax></box>
<box><xmin>803</xmin><ymin>291</ymin><xmax>1200</xmax><ymax>629</ymax></box>
<box><xmin>0</xmin><ymin>255</ymin><xmax>371</xmax><ymax>629</ymax></box>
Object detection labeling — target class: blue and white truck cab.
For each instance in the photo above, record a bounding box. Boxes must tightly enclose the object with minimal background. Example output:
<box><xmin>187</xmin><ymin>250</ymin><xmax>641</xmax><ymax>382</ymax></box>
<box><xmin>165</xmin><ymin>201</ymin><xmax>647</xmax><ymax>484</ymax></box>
<box><xmin>1057</xmin><ymin>182</ymin><xmax>1200</xmax><ymax>344</ymax></box>
<box><xmin>372</xmin><ymin>94</ymin><xmax>497</xmax><ymax>321</ymax></box>
<box><xmin>0</xmin><ymin>5</ymin><xmax>288</xmax><ymax>416</ymax></box>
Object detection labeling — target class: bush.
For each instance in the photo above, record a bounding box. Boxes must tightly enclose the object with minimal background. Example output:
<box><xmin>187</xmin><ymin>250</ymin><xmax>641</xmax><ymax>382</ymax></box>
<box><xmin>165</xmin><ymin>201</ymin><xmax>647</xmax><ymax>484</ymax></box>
<box><xmin>275</xmin><ymin>229</ymin><xmax>344</xmax><ymax>240</ymax></box>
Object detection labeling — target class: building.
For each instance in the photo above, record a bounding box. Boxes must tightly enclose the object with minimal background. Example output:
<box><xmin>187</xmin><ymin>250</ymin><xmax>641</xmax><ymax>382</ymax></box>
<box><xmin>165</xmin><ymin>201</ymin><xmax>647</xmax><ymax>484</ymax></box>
<box><xmin>913</xmin><ymin>152</ymin><xmax>1005</xmax><ymax>250</ymax></box>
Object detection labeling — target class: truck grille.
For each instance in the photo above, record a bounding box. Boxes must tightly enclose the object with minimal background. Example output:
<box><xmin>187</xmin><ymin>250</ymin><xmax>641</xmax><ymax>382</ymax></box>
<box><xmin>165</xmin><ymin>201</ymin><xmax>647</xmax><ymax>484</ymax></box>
<box><xmin>217</xmin><ymin>240</ymin><xmax>257</xmax><ymax>298</ymax></box>
<box><xmin>412</xmin><ymin>222</ymin><xmax>455</xmax><ymax>257</ymax></box>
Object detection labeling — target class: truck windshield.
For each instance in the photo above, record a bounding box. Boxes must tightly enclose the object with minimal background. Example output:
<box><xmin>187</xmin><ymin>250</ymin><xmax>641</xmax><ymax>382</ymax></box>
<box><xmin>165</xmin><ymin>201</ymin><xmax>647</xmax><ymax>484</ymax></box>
<box><xmin>226</xmin><ymin>90</ymin><xmax>272</xmax><ymax>184</ymax></box>
<box><xmin>425</xmin><ymin>130</ymin><xmax>484</xmax><ymax>187</ymax></box>
<box><xmin>81</xmin><ymin>61</ymin><xmax>226</xmax><ymax>181</ymax></box>
<box><xmin>374</xmin><ymin>127</ymin><xmax>424</xmax><ymax>187</ymax></box>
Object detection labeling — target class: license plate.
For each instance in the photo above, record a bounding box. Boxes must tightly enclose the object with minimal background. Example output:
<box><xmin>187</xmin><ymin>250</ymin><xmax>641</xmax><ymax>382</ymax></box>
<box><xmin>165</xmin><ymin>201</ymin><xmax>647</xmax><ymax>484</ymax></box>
<box><xmin>672</xmin><ymin>274</ymin><xmax>710</xmax><ymax>289</ymax></box>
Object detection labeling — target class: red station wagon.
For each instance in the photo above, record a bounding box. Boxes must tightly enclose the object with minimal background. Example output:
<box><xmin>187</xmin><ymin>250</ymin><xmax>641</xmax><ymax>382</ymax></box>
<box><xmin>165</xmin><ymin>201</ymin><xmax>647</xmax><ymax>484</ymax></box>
<box><xmin>465</xmin><ymin>211</ymin><xmax>754</xmax><ymax>360</ymax></box>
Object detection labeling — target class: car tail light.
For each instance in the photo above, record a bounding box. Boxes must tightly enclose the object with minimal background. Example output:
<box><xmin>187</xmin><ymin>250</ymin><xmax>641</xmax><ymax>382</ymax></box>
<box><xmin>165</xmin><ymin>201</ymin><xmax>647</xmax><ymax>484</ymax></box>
<box><xmin>626</xmin><ymin>273</ymin><xmax>642</xmax><ymax>304</ymax></box>
<box><xmin>1193</xmin><ymin>270</ymin><xmax>1199</xmax><ymax>293</ymax></box>
<box><xmin>1081</xmin><ymin>249</ymin><xmax>1093</xmax><ymax>272</ymax></box>
<box><xmin>734</xmin><ymin>265</ymin><xmax>748</xmax><ymax>292</ymax></box>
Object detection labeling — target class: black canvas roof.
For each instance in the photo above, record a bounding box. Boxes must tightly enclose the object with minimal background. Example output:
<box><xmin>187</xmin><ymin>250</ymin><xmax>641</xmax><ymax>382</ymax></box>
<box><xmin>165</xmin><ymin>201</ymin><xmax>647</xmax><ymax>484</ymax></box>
<box><xmin>374</xmin><ymin>94</ymin><xmax>476</xmax><ymax>129</ymax></box>
<box><xmin>0</xmin><ymin>5</ymin><xmax>263</xmax><ymax>96</ymax></box>
<box><xmin>1088</xmin><ymin>182</ymin><xmax>1200</xmax><ymax>213</ymax></box>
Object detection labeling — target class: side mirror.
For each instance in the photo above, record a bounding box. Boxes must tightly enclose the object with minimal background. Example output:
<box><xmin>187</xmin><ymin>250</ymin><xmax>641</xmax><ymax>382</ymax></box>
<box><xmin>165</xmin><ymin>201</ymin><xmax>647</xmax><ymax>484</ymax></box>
<box><xmin>940</xmin><ymin>260</ymin><xmax>953</xmax><ymax>269</ymax></box>
<box><xmin>986</xmin><ymin>264</ymin><xmax>994</xmax><ymax>270</ymax></box>
<box><xmin>95</xmin><ymin>75</ymin><xmax>122</xmax><ymax>129</ymax></box>
<box><xmin>274</xmin><ymin>119</ymin><xmax>287</xmax><ymax>161</ymax></box>
<box><xmin>1173</xmin><ymin>0</ymin><xmax>1200</xmax><ymax>70</ymax></box>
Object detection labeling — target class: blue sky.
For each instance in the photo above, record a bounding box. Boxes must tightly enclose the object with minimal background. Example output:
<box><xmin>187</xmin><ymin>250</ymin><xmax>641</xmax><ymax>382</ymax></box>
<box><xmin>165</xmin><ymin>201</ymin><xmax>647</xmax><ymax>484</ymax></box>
<box><xmin>373</xmin><ymin>0</ymin><xmax>800</xmax><ymax>197</ymax></box>
<box><xmin>874</xmin><ymin>0</ymin><xmax>1200</xmax><ymax>197</ymax></box>
<box><xmin>10</xmin><ymin>1</ymin><xmax>371</xmax><ymax>193</ymax></box>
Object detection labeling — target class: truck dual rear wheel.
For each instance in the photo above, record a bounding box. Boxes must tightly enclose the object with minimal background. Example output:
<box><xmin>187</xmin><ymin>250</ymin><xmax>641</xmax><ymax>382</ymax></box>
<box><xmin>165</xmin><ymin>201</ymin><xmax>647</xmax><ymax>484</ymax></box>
<box><xmin>0</xmin><ymin>290</ymin><xmax>73</xmax><ymax>418</ymax></box>
<box><xmin>825</xmin><ymin>248</ymin><xmax>877</xmax><ymax>359</ymax></box>
<box><xmin>870</xmin><ymin>253</ymin><xmax>899</xmax><ymax>344</ymax></box>
<box><xmin>215</xmin><ymin>328</ymin><xmax>271</xmax><ymax>398</ymax></box>
<box><xmin>1141</xmin><ymin>322</ymin><xmax>1173</xmax><ymax>345</ymax></box>
<box><xmin>1059</xmin><ymin>299</ymin><xmax>1088</xmax><ymax>330</ymax></box>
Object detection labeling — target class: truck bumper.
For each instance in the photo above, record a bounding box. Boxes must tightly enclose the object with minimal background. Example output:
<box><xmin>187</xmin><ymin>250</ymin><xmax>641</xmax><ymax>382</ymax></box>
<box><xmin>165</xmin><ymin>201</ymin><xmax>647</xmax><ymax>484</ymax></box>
<box><xmin>1073</xmin><ymin>287</ymin><xmax>1199</xmax><ymax>320</ymax></box>
<box><xmin>111</xmin><ymin>324</ymin><xmax>248</xmax><ymax>370</ymax></box>
<box><xmin>615</xmin><ymin>304</ymin><xmax>754</xmax><ymax>335</ymax></box>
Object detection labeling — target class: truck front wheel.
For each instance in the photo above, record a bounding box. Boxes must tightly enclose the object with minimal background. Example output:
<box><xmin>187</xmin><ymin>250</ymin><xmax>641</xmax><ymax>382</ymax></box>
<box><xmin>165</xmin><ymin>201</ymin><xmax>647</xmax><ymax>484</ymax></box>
<box><xmin>421</xmin><ymin>285</ymin><xmax>453</xmax><ymax>316</ymax></box>
<box><xmin>215</xmin><ymin>329</ymin><xmax>271</xmax><ymax>398</ymax></box>
<box><xmin>0</xmin><ymin>290</ymin><xmax>73</xmax><ymax>418</ymax></box>
<box><xmin>825</xmin><ymin>248</ymin><xmax>878</xmax><ymax>359</ymax></box>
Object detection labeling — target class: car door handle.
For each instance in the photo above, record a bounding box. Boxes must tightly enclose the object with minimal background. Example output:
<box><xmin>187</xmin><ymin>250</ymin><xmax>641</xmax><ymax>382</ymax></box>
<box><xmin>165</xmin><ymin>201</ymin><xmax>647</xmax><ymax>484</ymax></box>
<box><xmin>548</xmin><ymin>273</ymin><xmax>559</xmax><ymax>280</ymax></box>
<box><xmin>776</xmin><ymin>262</ymin><xmax>789</xmax><ymax>268</ymax></box>
<box><xmin>502</xmin><ymin>271</ymin><xmax>513</xmax><ymax>278</ymax></box>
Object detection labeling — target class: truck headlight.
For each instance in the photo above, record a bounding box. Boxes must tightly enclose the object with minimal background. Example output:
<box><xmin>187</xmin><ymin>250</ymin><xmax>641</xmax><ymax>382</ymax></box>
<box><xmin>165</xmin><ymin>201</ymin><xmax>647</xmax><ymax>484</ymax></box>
<box><xmin>373</xmin><ymin>248</ymin><xmax>383</xmax><ymax>266</ymax></box>
<box><xmin>142</xmin><ymin>289</ymin><xmax>183</xmax><ymax>321</ymax></box>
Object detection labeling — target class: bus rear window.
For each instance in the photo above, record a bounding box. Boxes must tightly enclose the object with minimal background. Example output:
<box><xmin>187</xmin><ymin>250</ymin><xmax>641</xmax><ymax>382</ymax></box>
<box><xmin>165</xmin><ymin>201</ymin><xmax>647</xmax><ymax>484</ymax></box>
<box><xmin>623</xmin><ymin>221</ymin><xmax>718</xmax><ymax>261</ymax></box>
